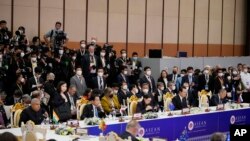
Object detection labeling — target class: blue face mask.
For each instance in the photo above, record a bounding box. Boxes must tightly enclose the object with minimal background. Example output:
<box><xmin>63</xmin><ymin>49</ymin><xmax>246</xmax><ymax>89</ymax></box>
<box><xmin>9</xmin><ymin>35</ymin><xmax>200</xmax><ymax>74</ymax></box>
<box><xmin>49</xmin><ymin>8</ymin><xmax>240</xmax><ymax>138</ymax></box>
<box><xmin>132</xmin><ymin>57</ymin><xmax>138</xmax><ymax>60</ymax></box>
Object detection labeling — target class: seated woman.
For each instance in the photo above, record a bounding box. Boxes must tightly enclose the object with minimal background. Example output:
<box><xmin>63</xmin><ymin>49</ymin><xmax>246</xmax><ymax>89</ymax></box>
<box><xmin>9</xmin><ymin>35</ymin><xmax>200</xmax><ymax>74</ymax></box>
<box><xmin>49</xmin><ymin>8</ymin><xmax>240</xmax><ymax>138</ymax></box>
<box><xmin>136</xmin><ymin>94</ymin><xmax>157</xmax><ymax>114</ymax></box>
<box><xmin>101</xmin><ymin>87</ymin><xmax>121</xmax><ymax>115</ymax></box>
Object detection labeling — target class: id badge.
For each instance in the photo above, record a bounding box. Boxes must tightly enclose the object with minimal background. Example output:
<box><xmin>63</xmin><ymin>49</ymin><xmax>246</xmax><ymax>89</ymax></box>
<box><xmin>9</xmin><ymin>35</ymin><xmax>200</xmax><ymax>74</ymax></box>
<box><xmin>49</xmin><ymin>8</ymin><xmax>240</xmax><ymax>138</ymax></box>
<box><xmin>205</xmin><ymin>85</ymin><xmax>209</xmax><ymax>90</ymax></box>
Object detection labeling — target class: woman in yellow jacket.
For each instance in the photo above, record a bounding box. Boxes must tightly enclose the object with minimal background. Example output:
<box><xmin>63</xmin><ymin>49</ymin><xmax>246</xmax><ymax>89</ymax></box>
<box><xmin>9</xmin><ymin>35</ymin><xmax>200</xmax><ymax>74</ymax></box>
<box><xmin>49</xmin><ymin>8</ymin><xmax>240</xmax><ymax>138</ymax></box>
<box><xmin>101</xmin><ymin>87</ymin><xmax>121</xmax><ymax>114</ymax></box>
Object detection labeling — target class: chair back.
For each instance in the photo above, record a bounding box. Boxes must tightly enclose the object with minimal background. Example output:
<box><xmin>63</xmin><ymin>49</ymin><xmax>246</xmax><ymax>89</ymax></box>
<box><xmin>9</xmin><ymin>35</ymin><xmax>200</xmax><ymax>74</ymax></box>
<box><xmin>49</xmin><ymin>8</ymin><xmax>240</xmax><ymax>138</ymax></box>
<box><xmin>13</xmin><ymin>109</ymin><xmax>22</xmax><ymax>127</ymax></box>
<box><xmin>21</xmin><ymin>121</ymin><xmax>47</xmax><ymax>141</ymax></box>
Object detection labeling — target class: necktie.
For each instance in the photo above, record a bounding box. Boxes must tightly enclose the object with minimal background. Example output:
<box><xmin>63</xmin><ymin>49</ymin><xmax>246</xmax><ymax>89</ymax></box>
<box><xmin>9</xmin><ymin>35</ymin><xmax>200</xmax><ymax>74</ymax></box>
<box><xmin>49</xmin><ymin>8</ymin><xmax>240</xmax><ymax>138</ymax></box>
<box><xmin>173</xmin><ymin>75</ymin><xmax>176</xmax><ymax>82</ymax></box>
<box><xmin>189</xmin><ymin>76</ymin><xmax>192</xmax><ymax>84</ymax></box>
<box><xmin>182</xmin><ymin>97</ymin><xmax>187</xmax><ymax>108</ymax></box>
<box><xmin>94</xmin><ymin>106</ymin><xmax>99</xmax><ymax>117</ymax></box>
<box><xmin>147</xmin><ymin>76</ymin><xmax>153</xmax><ymax>91</ymax></box>
<box><xmin>90</xmin><ymin>55</ymin><xmax>94</xmax><ymax>63</ymax></box>
<box><xmin>100</xmin><ymin>77</ymin><xmax>103</xmax><ymax>89</ymax></box>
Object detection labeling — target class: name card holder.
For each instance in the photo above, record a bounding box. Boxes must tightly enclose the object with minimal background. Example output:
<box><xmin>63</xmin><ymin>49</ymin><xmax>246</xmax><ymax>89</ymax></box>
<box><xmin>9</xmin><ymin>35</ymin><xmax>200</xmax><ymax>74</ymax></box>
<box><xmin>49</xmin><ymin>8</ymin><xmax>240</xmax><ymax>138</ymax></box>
<box><xmin>75</xmin><ymin>128</ymin><xmax>88</xmax><ymax>136</ymax></box>
<box><xmin>216</xmin><ymin>104</ymin><xmax>224</xmax><ymax>111</ymax></box>
<box><xmin>182</xmin><ymin>108</ymin><xmax>190</xmax><ymax>115</ymax></box>
<box><xmin>133</xmin><ymin>113</ymin><xmax>142</xmax><ymax>120</ymax></box>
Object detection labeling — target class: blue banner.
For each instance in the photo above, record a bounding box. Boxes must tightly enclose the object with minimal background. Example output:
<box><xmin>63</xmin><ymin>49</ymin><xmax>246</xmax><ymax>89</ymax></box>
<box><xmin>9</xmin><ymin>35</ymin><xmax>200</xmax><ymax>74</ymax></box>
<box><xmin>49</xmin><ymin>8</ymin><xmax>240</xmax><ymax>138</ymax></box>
<box><xmin>86</xmin><ymin>108</ymin><xmax>250</xmax><ymax>140</ymax></box>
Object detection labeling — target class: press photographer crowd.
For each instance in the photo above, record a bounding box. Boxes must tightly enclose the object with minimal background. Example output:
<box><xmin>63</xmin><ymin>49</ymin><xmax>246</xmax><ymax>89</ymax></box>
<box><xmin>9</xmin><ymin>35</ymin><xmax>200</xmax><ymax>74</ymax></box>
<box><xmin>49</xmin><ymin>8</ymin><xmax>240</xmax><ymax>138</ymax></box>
<box><xmin>0</xmin><ymin>20</ymin><xmax>250</xmax><ymax>133</ymax></box>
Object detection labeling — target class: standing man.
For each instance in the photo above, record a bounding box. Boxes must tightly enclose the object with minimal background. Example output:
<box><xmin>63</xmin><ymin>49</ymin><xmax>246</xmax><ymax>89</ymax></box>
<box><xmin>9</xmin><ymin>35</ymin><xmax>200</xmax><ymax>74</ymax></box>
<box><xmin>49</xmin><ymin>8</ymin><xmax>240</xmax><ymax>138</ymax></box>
<box><xmin>70</xmin><ymin>67</ymin><xmax>87</xmax><ymax>97</ymax></box>
<box><xmin>44</xmin><ymin>21</ymin><xmax>68</xmax><ymax>54</ymax></box>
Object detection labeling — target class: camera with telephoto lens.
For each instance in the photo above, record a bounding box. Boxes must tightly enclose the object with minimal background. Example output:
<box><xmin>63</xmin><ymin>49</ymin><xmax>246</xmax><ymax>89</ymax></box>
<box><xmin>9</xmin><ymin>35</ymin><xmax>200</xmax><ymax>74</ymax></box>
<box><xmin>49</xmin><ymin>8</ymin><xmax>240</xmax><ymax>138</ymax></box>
<box><xmin>54</xmin><ymin>31</ymin><xmax>66</xmax><ymax>48</ymax></box>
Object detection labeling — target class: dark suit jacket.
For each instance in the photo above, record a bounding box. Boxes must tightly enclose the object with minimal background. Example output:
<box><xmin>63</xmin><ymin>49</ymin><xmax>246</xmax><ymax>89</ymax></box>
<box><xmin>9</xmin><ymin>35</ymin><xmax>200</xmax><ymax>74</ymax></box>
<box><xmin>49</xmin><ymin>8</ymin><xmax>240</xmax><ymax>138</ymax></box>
<box><xmin>65</xmin><ymin>93</ymin><xmax>79</xmax><ymax>107</ymax></box>
<box><xmin>120</xmin><ymin>131</ymin><xmax>139</xmax><ymax>141</ymax></box>
<box><xmin>187</xmin><ymin>89</ymin><xmax>199</xmax><ymax>107</ymax></box>
<box><xmin>136</xmin><ymin>100</ymin><xmax>156</xmax><ymax>114</ymax></box>
<box><xmin>28</xmin><ymin>76</ymin><xmax>44</xmax><ymax>93</ymax></box>
<box><xmin>139</xmin><ymin>75</ymin><xmax>156</xmax><ymax>93</ymax></box>
<box><xmin>91</xmin><ymin>76</ymin><xmax>107</xmax><ymax>90</ymax></box>
<box><xmin>172</xmin><ymin>95</ymin><xmax>188</xmax><ymax>110</ymax></box>
<box><xmin>76</xmin><ymin>49</ymin><xmax>88</xmax><ymax>67</ymax></box>
<box><xmin>198</xmin><ymin>74</ymin><xmax>214</xmax><ymax>91</ymax></box>
<box><xmin>154</xmin><ymin>89</ymin><xmax>165</xmax><ymax>109</ymax></box>
<box><xmin>82</xmin><ymin>54</ymin><xmax>99</xmax><ymax>78</ymax></box>
<box><xmin>157</xmin><ymin>77</ymin><xmax>168</xmax><ymax>89</ymax></box>
<box><xmin>117</xmin><ymin>90</ymin><xmax>131</xmax><ymax>106</ymax></box>
<box><xmin>181</xmin><ymin>75</ymin><xmax>198</xmax><ymax>89</ymax></box>
<box><xmin>80</xmin><ymin>104</ymin><xmax>105</xmax><ymax>120</ymax></box>
<box><xmin>19</xmin><ymin>106</ymin><xmax>46</xmax><ymax>127</ymax></box>
<box><xmin>213</xmin><ymin>77</ymin><xmax>225</xmax><ymax>94</ymax></box>
<box><xmin>167</xmin><ymin>74</ymin><xmax>180</xmax><ymax>82</ymax></box>
<box><xmin>117</xmin><ymin>73</ymin><xmax>130</xmax><ymax>86</ymax></box>
<box><xmin>210</xmin><ymin>94</ymin><xmax>227</xmax><ymax>106</ymax></box>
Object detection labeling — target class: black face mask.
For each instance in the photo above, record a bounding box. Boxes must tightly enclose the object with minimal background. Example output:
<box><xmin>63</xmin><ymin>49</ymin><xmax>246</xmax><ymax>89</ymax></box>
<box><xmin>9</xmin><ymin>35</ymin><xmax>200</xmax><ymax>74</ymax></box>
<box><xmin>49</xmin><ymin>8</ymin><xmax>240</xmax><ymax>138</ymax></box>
<box><xmin>49</xmin><ymin>80</ymin><xmax>54</xmax><ymax>83</ymax></box>
<box><xmin>109</xmin><ymin>94</ymin><xmax>113</xmax><ymax>98</ymax></box>
<box><xmin>173</xmin><ymin>71</ymin><xmax>177</xmax><ymax>74</ymax></box>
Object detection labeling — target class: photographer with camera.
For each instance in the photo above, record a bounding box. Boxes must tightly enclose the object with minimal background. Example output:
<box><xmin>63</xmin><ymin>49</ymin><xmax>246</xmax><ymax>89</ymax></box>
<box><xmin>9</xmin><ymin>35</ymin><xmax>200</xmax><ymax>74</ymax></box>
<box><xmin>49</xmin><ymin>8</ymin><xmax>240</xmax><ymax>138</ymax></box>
<box><xmin>11</xmin><ymin>26</ymin><xmax>29</xmax><ymax>49</ymax></box>
<box><xmin>0</xmin><ymin>20</ymin><xmax>12</xmax><ymax>46</ymax></box>
<box><xmin>43</xmin><ymin>21</ymin><xmax>68</xmax><ymax>55</ymax></box>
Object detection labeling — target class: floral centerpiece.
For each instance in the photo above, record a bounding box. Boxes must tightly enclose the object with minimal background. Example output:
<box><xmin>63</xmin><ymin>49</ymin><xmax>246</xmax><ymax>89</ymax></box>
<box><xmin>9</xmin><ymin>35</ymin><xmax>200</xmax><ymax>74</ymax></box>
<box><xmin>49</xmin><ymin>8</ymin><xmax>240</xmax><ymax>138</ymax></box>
<box><xmin>142</xmin><ymin>112</ymin><xmax>158</xmax><ymax>119</ymax></box>
<box><xmin>55</xmin><ymin>127</ymin><xmax>74</xmax><ymax>136</ymax></box>
<box><xmin>198</xmin><ymin>90</ymin><xmax>211</xmax><ymax>109</ymax></box>
<box><xmin>84</xmin><ymin>117</ymin><xmax>100</xmax><ymax>125</ymax></box>
<box><xmin>98</xmin><ymin>119</ymin><xmax>107</xmax><ymax>135</ymax></box>
<box><xmin>163</xmin><ymin>92</ymin><xmax>174</xmax><ymax>111</ymax></box>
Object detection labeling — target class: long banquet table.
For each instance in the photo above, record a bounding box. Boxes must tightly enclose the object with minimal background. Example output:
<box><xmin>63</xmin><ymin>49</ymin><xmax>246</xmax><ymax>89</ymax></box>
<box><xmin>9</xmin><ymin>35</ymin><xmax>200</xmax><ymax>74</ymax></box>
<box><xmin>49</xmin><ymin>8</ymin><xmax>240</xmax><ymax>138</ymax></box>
<box><xmin>0</xmin><ymin>106</ymin><xmax>250</xmax><ymax>141</ymax></box>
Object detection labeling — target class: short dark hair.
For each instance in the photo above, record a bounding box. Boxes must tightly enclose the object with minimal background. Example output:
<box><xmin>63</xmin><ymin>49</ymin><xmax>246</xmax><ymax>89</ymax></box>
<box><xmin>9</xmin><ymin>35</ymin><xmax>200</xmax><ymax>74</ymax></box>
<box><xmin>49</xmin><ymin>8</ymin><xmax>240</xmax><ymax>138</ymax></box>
<box><xmin>89</xmin><ymin>94</ymin><xmax>99</xmax><ymax>101</ymax></box>
<box><xmin>120</xmin><ymin>49</ymin><xmax>126</xmax><ymax>54</ymax></box>
<box><xmin>144</xmin><ymin>66</ymin><xmax>151</xmax><ymax>71</ymax></box>
<box><xmin>179</xmin><ymin>86</ymin><xmax>186</xmax><ymax>93</ymax></box>
<box><xmin>0</xmin><ymin>132</ymin><xmax>18</xmax><ymax>141</ymax></box>
<box><xmin>187</xmin><ymin>66</ymin><xmax>193</xmax><ymax>71</ymax></box>
<box><xmin>55</xmin><ymin>21</ymin><xmax>62</xmax><ymax>25</ymax></box>
<box><xmin>132</xmin><ymin>52</ymin><xmax>138</xmax><ymax>56</ymax></box>
<box><xmin>0</xmin><ymin>20</ymin><xmax>7</xmax><ymax>24</ymax></box>
<box><xmin>80</xmin><ymin>40</ymin><xmax>86</xmax><ymax>44</ymax></box>
<box><xmin>143</xmin><ymin>94</ymin><xmax>151</xmax><ymax>99</ymax></box>
<box><xmin>34</xmin><ymin>67</ymin><xmax>42</xmax><ymax>74</ymax></box>
<box><xmin>32</xmin><ymin>36</ymin><xmax>40</xmax><ymax>43</ymax></box>
<box><xmin>14</xmin><ymin>90</ymin><xmax>22</xmax><ymax>97</ymax></box>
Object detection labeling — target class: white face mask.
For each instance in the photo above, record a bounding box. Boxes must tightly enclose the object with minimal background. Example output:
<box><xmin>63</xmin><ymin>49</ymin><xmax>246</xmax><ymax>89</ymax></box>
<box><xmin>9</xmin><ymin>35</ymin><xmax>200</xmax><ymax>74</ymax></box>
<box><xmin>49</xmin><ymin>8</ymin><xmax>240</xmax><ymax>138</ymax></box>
<box><xmin>91</xmin><ymin>40</ymin><xmax>96</xmax><ymax>44</ymax></box>
<box><xmin>188</xmin><ymin>73</ymin><xmax>193</xmax><ymax>76</ymax></box>
<box><xmin>132</xmin><ymin>57</ymin><xmax>138</xmax><ymax>60</ymax></box>
<box><xmin>123</xmin><ymin>70</ymin><xmax>128</xmax><ymax>75</ymax></box>
<box><xmin>142</xmin><ymin>89</ymin><xmax>149</xmax><ymax>94</ymax></box>
<box><xmin>146</xmin><ymin>70</ymin><xmax>151</xmax><ymax>76</ymax></box>
<box><xmin>72</xmin><ymin>56</ymin><xmax>76</xmax><ymax>60</ymax></box>
<box><xmin>218</xmin><ymin>73</ymin><xmax>224</xmax><ymax>77</ymax></box>
<box><xmin>20</xmin><ymin>52</ymin><xmax>25</xmax><ymax>57</ymax></box>
<box><xmin>204</xmin><ymin>70</ymin><xmax>209</xmax><ymax>74</ymax></box>
<box><xmin>122</xmin><ymin>85</ymin><xmax>128</xmax><ymax>90</ymax></box>
<box><xmin>100</xmin><ymin>52</ymin><xmax>106</xmax><ymax>57</ymax></box>
<box><xmin>134</xmin><ymin>88</ymin><xmax>139</xmax><ymax>93</ymax></box>
<box><xmin>59</xmin><ymin>50</ymin><xmax>64</xmax><ymax>55</ymax></box>
<box><xmin>180</xmin><ymin>74</ymin><xmax>185</xmax><ymax>77</ymax></box>
<box><xmin>113</xmin><ymin>90</ymin><xmax>118</xmax><ymax>94</ymax></box>
<box><xmin>160</xmin><ymin>87</ymin><xmax>164</xmax><ymax>91</ymax></box>
<box><xmin>31</xmin><ymin>57</ymin><xmax>37</xmax><ymax>62</ymax></box>
<box><xmin>20</xmin><ymin>78</ymin><xmax>25</xmax><ymax>83</ymax></box>
<box><xmin>227</xmin><ymin>76</ymin><xmax>231</xmax><ymax>80</ymax></box>
<box><xmin>98</xmin><ymin>72</ymin><xmax>103</xmax><ymax>77</ymax></box>
<box><xmin>172</xmin><ymin>86</ymin><xmax>176</xmax><ymax>90</ymax></box>
<box><xmin>76</xmin><ymin>70</ymin><xmax>82</xmax><ymax>76</ymax></box>
<box><xmin>122</xmin><ymin>53</ymin><xmax>126</xmax><ymax>58</ymax></box>
<box><xmin>232</xmin><ymin>71</ymin><xmax>238</xmax><ymax>75</ymax></box>
<box><xmin>80</xmin><ymin>44</ymin><xmax>86</xmax><ymax>48</ymax></box>
<box><xmin>244</xmin><ymin>69</ymin><xmax>248</xmax><ymax>73</ymax></box>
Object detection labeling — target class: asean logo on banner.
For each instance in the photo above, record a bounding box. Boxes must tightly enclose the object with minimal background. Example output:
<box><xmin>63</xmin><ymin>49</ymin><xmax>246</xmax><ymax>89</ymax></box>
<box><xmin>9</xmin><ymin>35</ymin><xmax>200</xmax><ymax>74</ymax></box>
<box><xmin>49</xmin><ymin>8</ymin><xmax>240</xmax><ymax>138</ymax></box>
<box><xmin>137</xmin><ymin>127</ymin><xmax>145</xmax><ymax>137</ymax></box>
<box><xmin>188</xmin><ymin>121</ymin><xmax>194</xmax><ymax>131</ymax></box>
<box><xmin>230</xmin><ymin>115</ymin><xmax>236</xmax><ymax>124</ymax></box>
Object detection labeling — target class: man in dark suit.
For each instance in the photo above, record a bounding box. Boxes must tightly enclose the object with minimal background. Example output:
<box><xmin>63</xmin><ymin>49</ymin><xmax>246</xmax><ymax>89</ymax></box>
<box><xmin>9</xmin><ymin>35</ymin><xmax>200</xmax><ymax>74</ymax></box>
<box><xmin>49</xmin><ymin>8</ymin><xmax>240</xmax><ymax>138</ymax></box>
<box><xmin>81</xmin><ymin>94</ymin><xmax>105</xmax><ymax>120</ymax></box>
<box><xmin>91</xmin><ymin>67</ymin><xmax>107</xmax><ymax>91</ymax></box>
<box><xmin>82</xmin><ymin>45</ymin><xmax>99</xmax><ymax>85</ymax></box>
<box><xmin>98</xmin><ymin>48</ymin><xmax>110</xmax><ymax>76</ymax></box>
<box><xmin>116</xmin><ymin>49</ymin><xmax>130</xmax><ymax>72</ymax></box>
<box><xmin>76</xmin><ymin>40</ymin><xmax>88</xmax><ymax>67</ymax></box>
<box><xmin>172</xmin><ymin>87</ymin><xmax>188</xmax><ymax>110</ymax></box>
<box><xmin>183</xmin><ymin>82</ymin><xmax>199</xmax><ymax>107</ymax></box>
<box><xmin>129</xmin><ymin>52</ymin><xmax>142</xmax><ymax>84</ymax></box>
<box><xmin>198</xmin><ymin>67</ymin><xmax>214</xmax><ymax>91</ymax></box>
<box><xmin>167</xmin><ymin>66</ymin><xmax>180</xmax><ymax>83</ymax></box>
<box><xmin>117</xmin><ymin>66</ymin><xmax>130</xmax><ymax>86</ymax></box>
<box><xmin>117</xmin><ymin>82</ymin><xmax>131</xmax><ymax>106</ymax></box>
<box><xmin>136</xmin><ymin>94</ymin><xmax>157</xmax><ymax>114</ymax></box>
<box><xmin>28</xmin><ymin>67</ymin><xmax>44</xmax><ymax>93</ymax></box>
<box><xmin>154</xmin><ymin>82</ymin><xmax>165</xmax><ymax>110</ymax></box>
<box><xmin>210</xmin><ymin>89</ymin><xmax>228</xmax><ymax>106</ymax></box>
<box><xmin>120</xmin><ymin>120</ymin><xmax>140</xmax><ymax>141</ymax></box>
<box><xmin>139</xmin><ymin>66</ymin><xmax>156</xmax><ymax>93</ymax></box>
<box><xmin>182</xmin><ymin>66</ymin><xmax>198</xmax><ymax>91</ymax></box>
<box><xmin>65</xmin><ymin>85</ymin><xmax>79</xmax><ymax>119</ymax></box>
<box><xmin>19</xmin><ymin>98</ymin><xmax>48</xmax><ymax>126</ymax></box>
